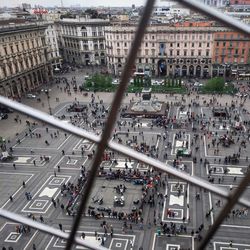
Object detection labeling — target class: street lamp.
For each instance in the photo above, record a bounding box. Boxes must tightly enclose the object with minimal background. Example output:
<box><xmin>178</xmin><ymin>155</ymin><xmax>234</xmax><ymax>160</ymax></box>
<box><xmin>44</xmin><ymin>89</ymin><xmax>52</xmax><ymax>115</ymax></box>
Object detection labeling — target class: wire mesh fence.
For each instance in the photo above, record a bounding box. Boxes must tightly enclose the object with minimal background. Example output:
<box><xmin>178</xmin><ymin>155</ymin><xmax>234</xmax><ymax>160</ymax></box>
<box><xmin>0</xmin><ymin>0</ymin><xmax>250</xmax><ymax>249</ymax></box>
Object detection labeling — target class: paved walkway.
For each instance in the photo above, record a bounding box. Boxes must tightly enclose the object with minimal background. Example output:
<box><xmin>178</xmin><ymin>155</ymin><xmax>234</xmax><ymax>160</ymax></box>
<box><xmin>0</xmin><ymin>72</ymin><xmax>248</xmax><ymax>142</ymax></box>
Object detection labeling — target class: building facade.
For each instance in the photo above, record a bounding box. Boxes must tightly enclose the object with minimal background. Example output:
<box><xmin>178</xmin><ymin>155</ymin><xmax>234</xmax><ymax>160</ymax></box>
<box><xmin>0</xmin><ymin>21</ymin><xmax>53</xmax><ymax>98</ymax></box>
<box><xmin>212</xmin><ymin>30</ymin><xmax>250</xmax><ymax>77</ymax></box>
<box><xmin>105</xmin><ymin>21</ymin><xmax>218</xmax><ymax>77</ymax></box>
<box><xmin>56</xmin><ymin>17</ymin><xmax>110</xmax><ymax>66</ymax></box>
<box><xmin>45</xmin><ymin>23</ymin><xmax>63</xmax><ymax>70</ymax></box>
<box><xmin>199</xmin><ymin>0</ymin><xmax>229</xmax><ymax>7</ymax></box>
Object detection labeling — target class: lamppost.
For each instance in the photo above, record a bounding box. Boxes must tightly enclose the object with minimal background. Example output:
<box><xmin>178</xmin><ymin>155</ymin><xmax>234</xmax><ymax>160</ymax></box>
<box><xmin>44</xmin><ymin>89</ymin><xmax>52</xmax><ymax>115</ymax></box>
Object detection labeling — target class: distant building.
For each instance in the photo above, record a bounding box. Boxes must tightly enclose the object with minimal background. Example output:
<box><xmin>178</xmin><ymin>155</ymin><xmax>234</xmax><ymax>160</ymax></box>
<box><xmin>56</xmin><ymin>17</ymin><xmax>110</xmax><ymax>65</ymax></box>
<box><xmin>212</xmin><ymin>31</ymin><xmax>250</xmax><ymax>77</ymax></box>
<box><xmin>45</xmin><ymin>23</ymin><xmax>63</xmax><ymax>70</ymax></box>
<box><xmin>105</xmin><ymin>21</ymin><xmax>216</xmax><ymax>77</ymax></box>
<box><xmin>22</xmin><ymin>3</ymin><xmax>32</xmax><ymax>10</ymax></box>
<box><xmin>199</xmin><ymin>0</ymin><xmax>229</xmax><ymax>7</ymax></box>
<box><xmin>0</xmin><ymin>20</ymin><xmax>53</xmax><ymax>98</ymax></box>
<box><xmin>153</xmin><ymin>6</ymin><xmax>190</xmax><ymax>17</ymax></box>
<box><xmin>230</xmin><ymin>0</ymin><xmax>250</xmax><ymax>4</ymax></box>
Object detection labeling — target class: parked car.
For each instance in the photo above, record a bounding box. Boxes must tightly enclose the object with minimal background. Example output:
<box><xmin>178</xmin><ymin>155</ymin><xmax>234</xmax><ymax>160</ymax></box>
<box><xmin>176</xmin><ymin>148</ymin><xmax>192</xmax><ymax>157</ymax></box>
<box><xmin>26</xmin><ymin>93</ymin><xmax>37</xmax><ymax>99</ymax></box>
<box><xmin>0</xmin><ymin>113</ymin><xmax>8</xmax><ymax>120</ymax></box>
<box><xmin>112</xmin><ymin>79</ymin><xmax>119</xmax><ymax>85</ymax></box>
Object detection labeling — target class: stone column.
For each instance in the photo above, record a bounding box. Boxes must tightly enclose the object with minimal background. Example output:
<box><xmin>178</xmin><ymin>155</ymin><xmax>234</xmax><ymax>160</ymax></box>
<box><xmin>187</xmin><ymin>65</ymin><xmax>190</xmax><ymax>76</ymax></box>
<box><xmin>30</xmin><ymin>73</ymin><xmax>35</xmax><ymax>89</ymax></box>
<box><xmin>26</xmin><ymin>75</ymin><xmax>32</xmax><ymax>91</ymax></box>
<box><xmin>201</xmin><ymin>66</ymin><xmax>204</xmax><ymax>78</ymax></box>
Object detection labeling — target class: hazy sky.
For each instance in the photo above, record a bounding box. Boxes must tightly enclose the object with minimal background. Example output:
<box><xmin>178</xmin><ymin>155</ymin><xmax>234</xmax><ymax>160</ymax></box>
<box><xmin>1</xmin><ymin>0</ymin><xmax>158</xmax><ymax>8</ymax></box>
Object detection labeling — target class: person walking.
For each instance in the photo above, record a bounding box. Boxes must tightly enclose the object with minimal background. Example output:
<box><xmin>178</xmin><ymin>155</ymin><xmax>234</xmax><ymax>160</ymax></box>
<box><xmin>22</xmin><ymin>181</ymin><xmax>26</xmax><ymax>188</ymax></box>
<box><xmin>9</xmin><ymin>195</ymin><xmax>13</xmax><ymax>202</ymax></box>
<box><xmin>39</xmin><ymin>215</ymin><xmax>44</xmax><ymax>223</ymax></box>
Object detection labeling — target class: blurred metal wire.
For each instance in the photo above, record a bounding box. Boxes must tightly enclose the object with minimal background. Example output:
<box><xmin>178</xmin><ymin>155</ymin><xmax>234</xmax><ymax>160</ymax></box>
<box><xmin>65</xmin><ymin>0</ymin><xmax>156</xmax><ymax>249</ymax></box>
<box><xmin>0</xmin><ymin>0</ymin><xmax>250</xmax><ymax>249</ymax></box>
<box><xmin>1</xmin><ymin>96</ymin><xmax>250</xmax><ymax>208</ymax></box>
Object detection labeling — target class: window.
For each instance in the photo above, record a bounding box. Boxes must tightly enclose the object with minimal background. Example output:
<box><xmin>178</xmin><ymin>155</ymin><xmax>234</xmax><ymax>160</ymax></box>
<box><xmin>170</xmin><ymin>50</ymin><xmax>173</xmax><ymax>56</ymax></box>
<box><xmin>145</xmin><ymin>42</ymin><xmax>148</xmax><ymax>47</ymax></box>
<box><xmin>192</xmin><ymin>43</ymin><xmax>194</xmax><ymax>47</ymax></box>
<box><xmin>198</xmin><ymin>50</ymin><xmax>201</xmax><ymax>56</ymax></box>
<box><xmin>207</xmin><ymin>42</ymin><xmax>210</xmax><ymax>47</ymax></box>
<box><xmin>145</xmin><ymin>58</ymin><xmax>148</xmax><ymax>63</ymax></box>
<box><xmin>170</xmin><ymin>43</ymin><xmax>173</xmax><ymax>47</ymax></box>
<box><xmin>199</xmin><ymin>42</ymin><xmax>202</xmax><ymax>47</ymax></box>
<box><xmin>139</xmin><ymin>58</ymin><xmax>141</xmax><ymax>63</ymax></box>
<box><xmin>145</xmin><ymin>49</ymin><xmax>148</xmax><ymax>55</ymax></box>
<box><xmin>124</xmin><ymin>42</ymin><xmax>127</xmax><ymax>47</ymax></box>
<box><xmin>152</xmin><ymin>43</ymin><xmax>155</xmax><ymax>47</ymax></box>
<box><xmin>177</xmin><ymin>43</ymin><xmax>180</xmax><ymax>47</ymax></box>
<box><xmin>242</xmin><ymin>49</ymin><xmax>245</xmax><ymax>54</ymax></box>
<box><xmin>206</xmin><ymin>50</ymin><xmax>209</xmax><ymax>56</ymax></box>
<box><xmin>235</xmin><ymin>49</ymin><xmax>238</xmax><ymax>54</ymax></box>
<box><xmin>177</xmin><ymin>50</ymin><xmax>180</xmax><ymax>56</ymax></box>
<box><xmin>191</xmin><ymin>50</ymin><xmax>194</xmax><ymax>56</ymax></box>
<box><xmin>184</xmin><ymin>43</ymin><xmax>187</xmax><ymax>47</ymax></box>
<box><xmin>184</xmin><ymin>50</ymin><xmax>187</xmax><ymax>56</ymax></box>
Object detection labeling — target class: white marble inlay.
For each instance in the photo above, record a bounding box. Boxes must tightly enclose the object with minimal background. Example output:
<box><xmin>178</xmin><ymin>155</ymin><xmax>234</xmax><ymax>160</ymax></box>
<box><xmin>76</xmin><ymin>236</ymin><xmax>102</xmax><ymax>249</ymax></box>
<box><xmin>136</xmin><ymin>122</ymin><xmax>149</xmax><ymax>127</ymax></box>
<box><xmin>115</xmin><ymin>161</ymin><xmax>133</xmax><ymax>169</ymax></box>
<box><xmin>39</xmin><ymin>187</ymin><xmax>58</xmax><ymax>198</ymax></box>
<box><xmin>176</xmin><ymin>141</ymin><xmax>186</xmax><ymax>148</ymax></box>
<box><xmin>227</xmin><ymin>167</ymin><xmax>243</xmax><ymax>175</ymax></box>
<box><xmin>169</xmin><ymin>194</ymin><xmax>184</xmax><ymax>206</ymax></box>
<box><xmin>14</xmin><ymin>157</ymin><xmax>31</xmax><ymax>163</ymax></box>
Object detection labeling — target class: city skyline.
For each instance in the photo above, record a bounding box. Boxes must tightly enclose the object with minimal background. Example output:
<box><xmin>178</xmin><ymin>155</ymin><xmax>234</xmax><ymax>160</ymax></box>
<box><xmin>0</xmin><ymin>0</ymin><xmax>154</xmax><ymax>8</ymax></box>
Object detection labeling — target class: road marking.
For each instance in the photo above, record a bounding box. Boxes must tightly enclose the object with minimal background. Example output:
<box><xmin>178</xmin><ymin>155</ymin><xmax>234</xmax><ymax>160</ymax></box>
<box><xmin>208</xmin><ymin>192</ymin><xmax>214</xmax><ymax>225</ymax></box>
<box><xmin>1</xmin><ymin>173</ymin><xmax>34</xmax><ymax>209</ymax></box>
<box><xmin>23</xmin><ymin>230</ymin><xmax>38</xmax><ymax>250</ymax></box>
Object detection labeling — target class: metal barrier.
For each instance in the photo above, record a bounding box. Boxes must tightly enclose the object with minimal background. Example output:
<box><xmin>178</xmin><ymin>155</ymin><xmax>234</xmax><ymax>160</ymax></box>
<box><xmin>0</xmin><ymin>0</ymin><xmax>249</xmax><ymax>249</ymax></box>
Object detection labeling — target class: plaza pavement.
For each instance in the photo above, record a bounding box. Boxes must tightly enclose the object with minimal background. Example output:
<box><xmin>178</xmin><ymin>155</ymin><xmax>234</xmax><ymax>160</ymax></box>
<box><xmin>0</xmin><ymin>71</ymin><xmax>250</xmax><ymax>250</ymax></box>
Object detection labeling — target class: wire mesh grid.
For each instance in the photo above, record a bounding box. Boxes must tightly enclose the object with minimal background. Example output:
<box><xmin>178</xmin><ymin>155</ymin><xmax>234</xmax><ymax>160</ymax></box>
<box><xmin>0</xmin><ymin>0</ymin><xmax>250</xmax><ymax>249</ymax></box>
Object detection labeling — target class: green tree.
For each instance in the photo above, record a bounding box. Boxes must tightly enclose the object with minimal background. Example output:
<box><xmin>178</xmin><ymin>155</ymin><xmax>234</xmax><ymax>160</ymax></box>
<box><xmin>203</xmin><ymin>77</ymin><xmax>225</xmax><ymax>92</ymax></box>
<box><xmin>172</xmin><ymin>78</ymin><xmax>175</xmax><ymax>87</ymax></box>
<box><xmin>178</xmin><ymin>78</ymin><xmax>182</xmax><ymax>87</ymax></box>
<box><xmin>167</xmin><ymin>78</ymin><xmax>171</xmax><ymax>87</ymax></box>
